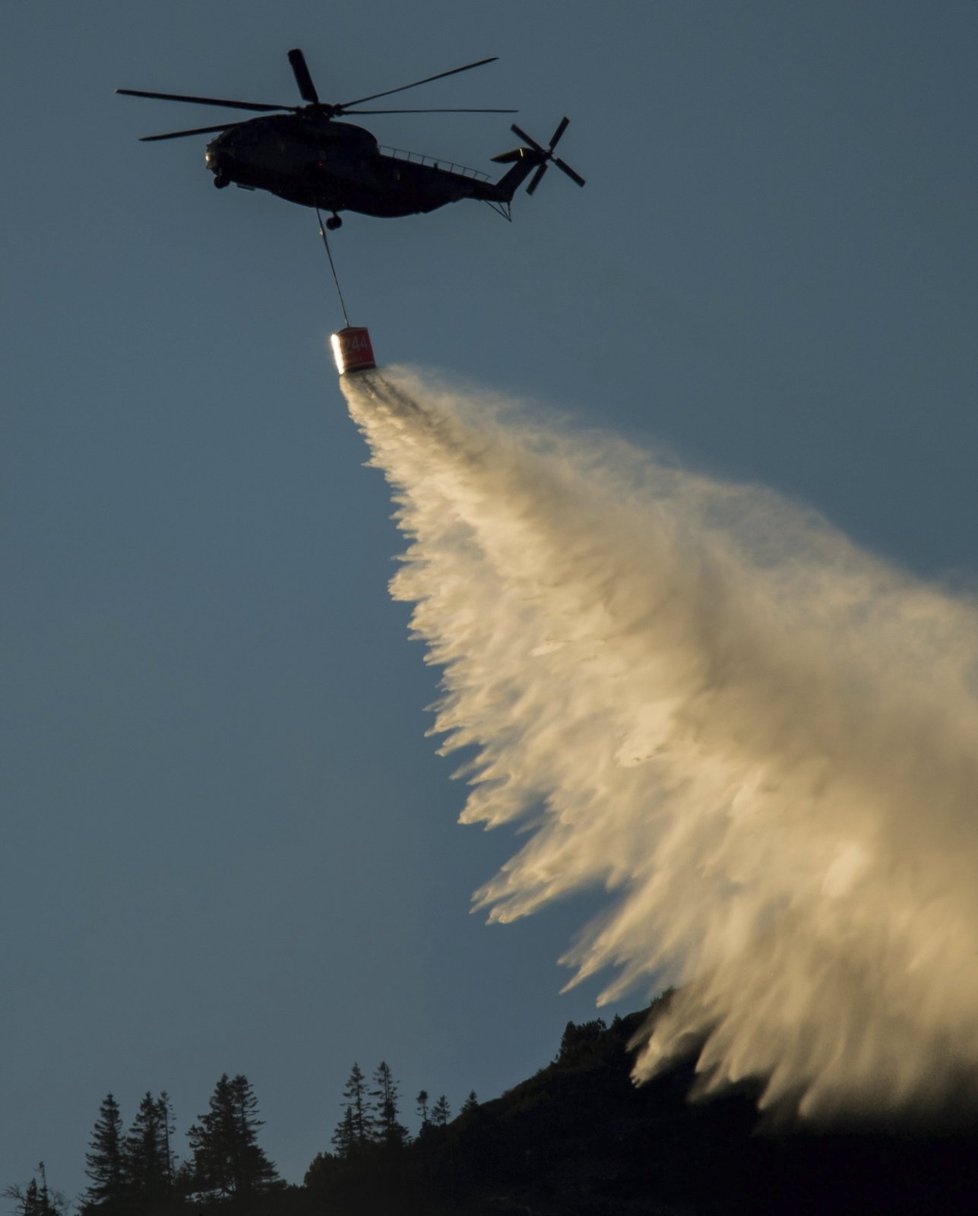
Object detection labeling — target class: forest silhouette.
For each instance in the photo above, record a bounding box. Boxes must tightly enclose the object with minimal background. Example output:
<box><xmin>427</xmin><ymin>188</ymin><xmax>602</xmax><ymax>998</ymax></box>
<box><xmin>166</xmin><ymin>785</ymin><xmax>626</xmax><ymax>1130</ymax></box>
<box><xmin>9</xmin><ymin>997</ymin><xmax>978</xmax><ymax>1216</ymax></box>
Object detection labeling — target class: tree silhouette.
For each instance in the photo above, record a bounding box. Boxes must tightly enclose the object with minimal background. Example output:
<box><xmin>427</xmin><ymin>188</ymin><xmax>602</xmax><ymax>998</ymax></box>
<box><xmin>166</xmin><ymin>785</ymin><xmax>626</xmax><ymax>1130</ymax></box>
<box><xmin>157</xmin><ymin>1091</ymin><xmax>176</xmax><ymax>1188</ymax></box>
<box><xmin>4</xmin><ymin>1165</ymin><xmax>65</xmax><ymax>1216</ymax></box>
<box><xmin>330</xmin><ymin>1106</ymin><xmax>357</xmax><ymax>1158</ymax></box>
<box><xmin>188</xmin><ymin>1073</ymin><xmax>280</xmax><ymax>1198</ymax></box>
<box><xmin>557</xmin><ymin>1017</ymin><xmax>607</xmax><ymax>1064</ymax></box>
<box><xmin>123</xmin><ymin>1093</ymin><xmax>171</xmax><ymax>1205</ymax></box>
<box><xmin>370</xmin><ymin>1061</ymin><xmax>408</xmax><ymax>1148</ymax></box>
<box><xmin>82</xmin><ymin>1094</ymin><xmax>125</xmax><ymax>1212</ymax></box>
<box><xmin>334</xmin><ymin>1062</ymin><xmax>371</xmax><ymax>1155</ymax></box>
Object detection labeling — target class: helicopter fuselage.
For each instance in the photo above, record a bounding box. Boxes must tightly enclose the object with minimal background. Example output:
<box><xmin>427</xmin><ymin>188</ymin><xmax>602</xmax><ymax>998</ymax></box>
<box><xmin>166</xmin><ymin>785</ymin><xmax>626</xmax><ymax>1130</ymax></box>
<box><xmin>120</xmin><ymin>48</ymin><xmax>584</xmax><ymax>225</ymax></box>
<box><xmin>205</xmin><ymin>114</ymin><xmax>499</xmax><ymax>218</ymax></box>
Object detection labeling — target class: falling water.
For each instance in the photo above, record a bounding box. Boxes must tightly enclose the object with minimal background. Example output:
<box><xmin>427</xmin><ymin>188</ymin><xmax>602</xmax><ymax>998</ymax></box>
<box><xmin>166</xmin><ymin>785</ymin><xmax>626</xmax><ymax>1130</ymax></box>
<box><xmin>342</xmin><ymin>365</ymin><xmax>978</xmax><ymax>1121</ymax></box>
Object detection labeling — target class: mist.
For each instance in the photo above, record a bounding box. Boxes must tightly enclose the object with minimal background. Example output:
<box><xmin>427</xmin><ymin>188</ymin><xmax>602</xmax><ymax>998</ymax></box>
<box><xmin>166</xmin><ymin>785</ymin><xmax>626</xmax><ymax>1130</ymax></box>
<box><xmin>341</xmin><ymin>366</ymin><xmax>978</xmax><ymax>1122</ymax></box>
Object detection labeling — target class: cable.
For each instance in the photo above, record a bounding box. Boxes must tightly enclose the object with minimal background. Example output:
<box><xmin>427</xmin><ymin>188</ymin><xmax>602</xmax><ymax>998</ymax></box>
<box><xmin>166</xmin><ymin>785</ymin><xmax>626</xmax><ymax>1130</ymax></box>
<box><xmin>316</xmin><ymin>209</ymin><xmax>351</xmax><ymax>328</ymax></box>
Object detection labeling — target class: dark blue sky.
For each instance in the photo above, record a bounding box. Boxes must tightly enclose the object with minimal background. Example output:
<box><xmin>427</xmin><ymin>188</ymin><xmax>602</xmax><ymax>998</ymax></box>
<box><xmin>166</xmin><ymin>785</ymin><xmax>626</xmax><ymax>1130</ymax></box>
<box><xmin>3</xmin><ymin>0</ymin><xmax>976</xmax><ymax>1200</ymax></box>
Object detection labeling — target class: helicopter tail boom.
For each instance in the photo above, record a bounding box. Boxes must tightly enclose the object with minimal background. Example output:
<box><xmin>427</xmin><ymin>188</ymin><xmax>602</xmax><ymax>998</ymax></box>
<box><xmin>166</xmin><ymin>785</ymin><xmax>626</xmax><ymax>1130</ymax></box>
<box><xmin>491</xmin><ymin>147</ymin><xmax>540</xmax><ymax>201</ymax></box>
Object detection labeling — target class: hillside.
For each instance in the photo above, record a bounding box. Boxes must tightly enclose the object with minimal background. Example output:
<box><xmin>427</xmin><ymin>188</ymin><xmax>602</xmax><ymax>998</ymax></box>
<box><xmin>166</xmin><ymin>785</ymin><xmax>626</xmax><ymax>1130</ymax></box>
<box><xmin>57</xmin><ymin>998</ymin><xmax>978</xmax><ymax>1216</ymax></box>
<box><xmin>304</xmin><ymin>999</ymin><xmax>978</xmax><ymax>1215</ymax></box>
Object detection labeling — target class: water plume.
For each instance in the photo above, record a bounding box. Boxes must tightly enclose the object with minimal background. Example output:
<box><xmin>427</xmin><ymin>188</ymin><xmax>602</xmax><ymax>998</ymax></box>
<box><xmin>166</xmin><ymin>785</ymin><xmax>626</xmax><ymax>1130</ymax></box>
<box><xmin>341</xmin><ymin>366</ymin><xmax>978</xmax><ymax>1121</ymax></box>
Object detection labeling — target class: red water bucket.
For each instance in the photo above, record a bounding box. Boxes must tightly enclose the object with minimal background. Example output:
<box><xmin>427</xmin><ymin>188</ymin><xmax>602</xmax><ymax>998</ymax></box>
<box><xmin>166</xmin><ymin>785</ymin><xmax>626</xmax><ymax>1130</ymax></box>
<box><xmin>330</xmin><ymin>326</ymin><xmax>376</xmax><ymax>375</ymax></box>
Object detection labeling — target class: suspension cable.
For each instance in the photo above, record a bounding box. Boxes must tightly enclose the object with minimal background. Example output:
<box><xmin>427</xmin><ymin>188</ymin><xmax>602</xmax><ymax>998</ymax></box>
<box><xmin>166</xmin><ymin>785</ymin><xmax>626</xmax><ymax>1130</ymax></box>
<box><xmin>315</xmin><ymin>209</ymin><xmax>350</xmax><ymax>328</ymax></box>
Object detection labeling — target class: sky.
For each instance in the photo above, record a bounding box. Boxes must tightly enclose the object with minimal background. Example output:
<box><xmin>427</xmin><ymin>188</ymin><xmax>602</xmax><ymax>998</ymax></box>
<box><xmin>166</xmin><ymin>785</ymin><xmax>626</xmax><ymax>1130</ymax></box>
<box><xmin>3</xmin><ymin>0</ymin><xmax>977</xmax><ymax>1201</ymax></box>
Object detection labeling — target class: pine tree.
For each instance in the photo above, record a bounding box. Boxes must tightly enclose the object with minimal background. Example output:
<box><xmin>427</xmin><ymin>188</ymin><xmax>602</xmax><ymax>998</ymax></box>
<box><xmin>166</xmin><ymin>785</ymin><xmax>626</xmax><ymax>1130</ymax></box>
<box><xmin>330</xmin><ymin>1106</ymin><xmax>357</xmax><ymax>1158</ymax></box>
<box><xmin>4</xmin><ymin>1165</ymin><xmax>65</xmax><ymax>1216</ymax></box>
<box><xmin>82</xmin><ymin>1093</ymin><xmax>126</xmax><ymax>1212</ymax></box>
<box><xmin>370</xmin><ymin>1061</ymin><xmax>408</xmax><ymax>1148</ymax></box>
<box><xmin>229</xmin><ymin>1074</ymin><xmax>279</xmax><ymax>1193</ymax></box>
<box><xmin>157</xmin><ymin>1091</ymin><xmax>177</xmax><ymax>1187</ymax></box>
<box><xmin>188</xmin><ymin>1073</ymin><xmax>280</xmax><ymax>1198</ymax></box>
<box><xmin>460</xmin><ymin>1090</ymin><xmax>479</xmax><ymax>1115</ymax></box>
<box><xmin>430</xmin><ymin>1095</ymin><xmax>451</xmax><ymax>1127</ymax></box>
<box><xmin>6</xmin><ymin>1180</ymin><xmax>50</xmax><ymax>1216</ymax></box>
<box><xmin>23</xmin><ymin>1181</ymin><xmax>49</xmax><ymax>1216</ymax></box>
<box><xmin>124</xmin><ymin>1092</ymin><xmax>171</xmax><ymax>1204</ymax></box>
<box><xmin>334</xmin><ymin>1062</ymin><xmax>371</xmax><ymax>1153</ymax></box>
<box><xmin>188</xmin><ymin>1075</ymin><xmax>231</xmax><ymax>1198</ymax></box>
<box><xmin>416</xmin><ymin>1089</ymin><xmax>429</xmax><ymax>1128</ymax></box>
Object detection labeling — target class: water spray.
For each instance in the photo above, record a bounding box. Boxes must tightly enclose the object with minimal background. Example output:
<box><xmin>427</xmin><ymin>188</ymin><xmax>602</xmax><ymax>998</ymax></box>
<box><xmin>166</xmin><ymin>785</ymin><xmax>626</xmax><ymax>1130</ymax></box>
<box><xmin>334</xmin><ymin>364</ymin><xmax>978</xmax><ymax>1123</ymax></box>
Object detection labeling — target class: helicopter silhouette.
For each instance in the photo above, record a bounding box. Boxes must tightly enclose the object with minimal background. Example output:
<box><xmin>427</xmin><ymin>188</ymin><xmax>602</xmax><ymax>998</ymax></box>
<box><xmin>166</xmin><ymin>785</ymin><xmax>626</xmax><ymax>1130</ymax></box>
<box><xmin>118</xmin><ymin>49</ymin><xmax>584</xmax><ymax>228</ymax></box>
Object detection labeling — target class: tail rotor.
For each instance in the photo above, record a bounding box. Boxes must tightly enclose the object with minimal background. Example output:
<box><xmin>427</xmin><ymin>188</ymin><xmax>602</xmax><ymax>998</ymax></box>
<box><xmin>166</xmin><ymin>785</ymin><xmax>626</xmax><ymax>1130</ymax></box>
<box><xmin>501</xmin><ymin>116</ymin><xmax>585</xmax><ymax>195</ymax></box>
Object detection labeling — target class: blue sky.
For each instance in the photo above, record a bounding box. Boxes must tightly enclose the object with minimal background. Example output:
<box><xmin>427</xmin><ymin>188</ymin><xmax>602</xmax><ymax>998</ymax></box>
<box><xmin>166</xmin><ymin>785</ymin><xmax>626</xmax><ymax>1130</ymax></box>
<box><xmin>3</xmin><ymin>0</ymin><xmax>976</xmax><ymax>1200</ymax></box>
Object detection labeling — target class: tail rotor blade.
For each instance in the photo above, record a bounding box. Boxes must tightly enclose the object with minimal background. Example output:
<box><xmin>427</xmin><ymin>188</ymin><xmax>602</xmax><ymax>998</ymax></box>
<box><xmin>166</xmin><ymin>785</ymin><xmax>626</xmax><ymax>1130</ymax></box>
<box><xmin>526</xmin><ymin>162</ymin><xmax>549</xmax><ymax>195</ymax></box>
<box><xmin>548</xmin><ymin>116</ymin><xmax>569</xmax><ymax>150</ymax></box>
<box><xmin>288</xmin><ymin>48</ymin><xmax>320</xmax><ymax>104</ymax></box>
<box><xmin>553</xmin><ymin>156</ymin><xmax>586</xmax><ymax>187</ymax></box>
<box><xmin>510</xmin><ymin>116</ymin><xmax>584</xmax><ymax>195</ymax></box>
<box><xmin>510</xmin><ymin>123</ymin><xmax>545</xmax><ymax>154</ymax></box>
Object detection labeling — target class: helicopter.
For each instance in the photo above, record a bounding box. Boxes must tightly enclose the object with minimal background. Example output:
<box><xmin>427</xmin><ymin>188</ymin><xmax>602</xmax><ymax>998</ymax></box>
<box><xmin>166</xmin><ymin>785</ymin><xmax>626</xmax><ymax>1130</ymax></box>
<box><xmin>118</xmin><ymin>49</ymin><xmax>584</xmax><ymax>228</ymax></box>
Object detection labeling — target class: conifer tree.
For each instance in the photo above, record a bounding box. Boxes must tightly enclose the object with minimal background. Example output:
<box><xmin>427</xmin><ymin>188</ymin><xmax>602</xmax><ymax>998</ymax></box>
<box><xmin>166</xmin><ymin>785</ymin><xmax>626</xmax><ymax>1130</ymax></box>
<box><xmin>157</xmin><ymin>1091</ymin><xmax>177</xmax><ymax>1187</ymax></box>
<box><xmin>460</xmin><ymin>1090</ymin><xmax>479</xmax><ymax>1115</ymax></box>
<box><xmin>188</xmin><ymin>1073</ymin><xmax>280</xmax><ymax>1198</ymax></box>
<box><xmin>335</xmin><ymin>1062</ymin><xmax>371</xmax><ymax>1152</ymax></box>
<box><xmin>370</xmin><ymin>1061</ymin><xmax>408</xmax><ymax>1148</ymax></box>
<box><xmin>330</xmin><ymin>1106</ymin><xmax>358</xmax><ymax>1159</ymax></box>
<box><xmin>430</xmin><ymin>1095</ymin><xmax>451</xmax><ymax>1127</ymax></box>
<box><xmin>416</xmin><ymin>1089</ymin><xmax>429</xmax><ymax>1128</ymax></box>
<box><xmin>4</xmin><ymin>1165</ymin><xmax>65</xmax><ymax>1216</ymax></box>
<box><xmin>124</xmin><ymin>1092</ymin><xmax>171</xmax><ymax>1204</ymax></box>
<box><xmin>82</xmin><ymin>1093</ymin><xmax>126</xmax><ymax>1212</ymax></box>
<box><xmin>20</xmin><ymin>1181</ymin><xmax>51</xmax><ymax>1216</ymax></box>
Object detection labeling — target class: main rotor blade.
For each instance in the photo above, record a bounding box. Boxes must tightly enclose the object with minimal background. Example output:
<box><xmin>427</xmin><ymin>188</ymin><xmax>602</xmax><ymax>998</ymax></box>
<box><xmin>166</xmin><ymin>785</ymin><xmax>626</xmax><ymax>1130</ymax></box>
<box><xmin>287</xmin><ymin>48</ymin><xmax>319</xmax><ymax>104</ymax></box>
<box><xmin>553</xmin><ymin>157</ymin><xmax>586</xmax><ymax>187</ymax></box>
<box><xmin>140</xmin><ymin>121</ymin><xmax>248</xmax><ymax>142</ymax></box>
<box><xmin>339</xmin><ymin>55</ymin><xmax>498</xmax><ymax>109</ymax></box>
<box><xmin>117</xmin><ymin>88</ymin><xmax>289</xmax><ymax>113</ymax></box>
<box><xmin>344</xmin><ymin>107</ymin><xmax>517</xmax><ymax>115</ymax></box>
